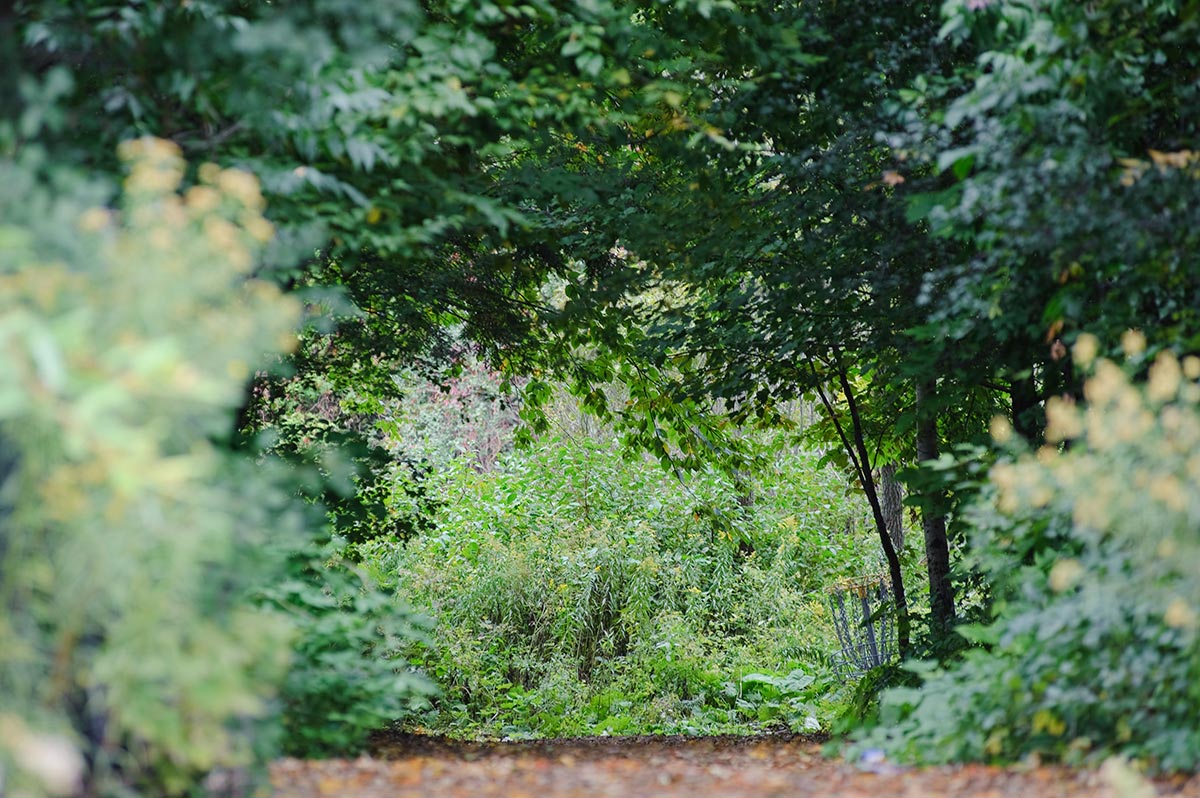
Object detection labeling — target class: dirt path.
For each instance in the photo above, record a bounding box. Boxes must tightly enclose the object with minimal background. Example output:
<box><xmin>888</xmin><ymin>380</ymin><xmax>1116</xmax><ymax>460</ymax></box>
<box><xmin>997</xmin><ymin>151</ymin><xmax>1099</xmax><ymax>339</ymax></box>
<box><xmin>269</xmin><ymin>732</ymin><xmax>1200</xmax><ymax>798</ymax></box>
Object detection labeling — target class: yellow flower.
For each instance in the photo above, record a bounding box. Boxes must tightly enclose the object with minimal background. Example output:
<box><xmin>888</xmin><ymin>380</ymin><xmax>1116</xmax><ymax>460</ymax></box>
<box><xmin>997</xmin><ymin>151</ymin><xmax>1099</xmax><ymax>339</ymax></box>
<box><xmin>991</xmin><ymin>462</ymin><xmax>1015</xmax><ymax>488</ymax></box>
<box><xmin>226</xmin><ymin>359</ymin><xmax>249</xmax><ymax>381</ymax></box>
<box><xmin>1149</xmin><ymin>474</ymin><xmax>1186</xmax><ymax>512</ymax></box>
<box><xmin>77</xmin><ymin>207</ymin><xmax>111</xmax><ymax>233</ymax></box>
<box><xmin>1160</xmin><ymin>406</ymin><xmax>1184</xmax><ymax>437</ymax></box>
<box><xmin>1187</xmin><ymin>455</ymin><xmax>1200</xmax><ymax>482</ymax></box>
<box><xmin>243</xmin><ymin>215</ymin><xmax>275</xmax><ymax>243</ymax></box>
<box><xmin>1032</xmin><ymin>709</ymin><xmax>1067</xmax><ymax>736</ymax></box>
<box><xmin>1183</xmin><ymin>356</ymin><xmax>1200</xmax><ymax>381</ymax></box>
<box><xmin>1164</xmin><ymin>597</ymin><xmax>1197</xmax><ymax>630</ymax></box>
<box><xmin>1085</xmin><ymin>410</ymin><xmax>1115</xmax><ymax>451</ymax></box>
<box><xmin>1072</xmin><ymin>501</ymin><xmax>1107</xmax><ymax>531</ymax></box>
<box><xmin>1121</xmin><ymin>329</ymin><xmax>1147</xmax><ymax>357</ymax></box>
<box><xmin>148</xmin><ymin>226</ymin><xmax>174</xmax><ymax>251</ymax></box>
<box><xmin>1029</xmin><ymin>485</ymin><xmax>1053</xmax><ymax>508</ymax></box>
<box><xmin>186</xmin><ymin>185</ymin><xmax>222</xmax><ymax>213</ymax></box>
<box><xmin>203</xmin><ymin>216</ymin><xmax>243</xmax><ymax>260</ymax></box>
<box><xmin>1072</xmin><ymin>333</ymin><xmax>1099</xmax><ymax>367</ymax></box>
<box><xmin>989</xmin><ymin>415</ymin><xmax>1014</xmax><ymax>444</ymax></box>
<box><xmin>217</xmin><ymin>168</ymin><xmax>265</xmax><ymax>210</ymax></box>
<box><xmin>125</xmin><ymin>161</ymin><xmax>183</xmax><ymax>194</ymax></box>
<box><xmin>1113</xmin><ymin>406</ymin><xmax>1154</xmax><ymax>444</ymax></box>
<box><xmin>276</xmin><ymin>329</ymin><xmax>300</xmax><ymax>353</ymax></box>
<box><xmin>117</xmin><ymin>136</ymin><xmax>181</xmax><ymax>162</ymax></box>
<box><xmin>1048</xmin><ymin>558</ymin><xmax>1083</xmax><ymax>592</ymax></box>
<box><xmin>1036</xmin><ymin>445</ymin><xmax>1058</xmax><ymax>465</ymax></box>
<box><xmin>1147</xmin><ymin>352</ymin><xmax>1182</xmax><ymax>404</ymax></box>
<box><xmin>1148</xmin><ymin>148</ymin><xmax>1197</xmax><ymax>169</ymax></box>
<box><xmin>1044</xmin><ymin>397</ymin><xmax>1081</xmax><ymax>443</ymax></box>
<box><xmin>1085</xmin><ymin>360</ymin><xmax>1126</xmax><ymax>407</ymax></box>
<box><xmin>198</xmin><ymin>162</ymin><xmax>222</xmax><ymax>184</ymax></box>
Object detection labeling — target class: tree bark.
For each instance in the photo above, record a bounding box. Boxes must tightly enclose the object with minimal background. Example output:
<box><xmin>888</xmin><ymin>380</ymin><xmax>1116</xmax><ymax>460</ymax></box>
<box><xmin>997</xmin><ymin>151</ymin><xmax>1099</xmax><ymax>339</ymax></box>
<box><xmin>879</xmin><ymin>463</ymin><xmax>904</xmax><ymax>553</ymax></box>
<box><xmin>915</xmin><ymin>381</ymin><xmax>955</xmax><ymax>641</ymax></box>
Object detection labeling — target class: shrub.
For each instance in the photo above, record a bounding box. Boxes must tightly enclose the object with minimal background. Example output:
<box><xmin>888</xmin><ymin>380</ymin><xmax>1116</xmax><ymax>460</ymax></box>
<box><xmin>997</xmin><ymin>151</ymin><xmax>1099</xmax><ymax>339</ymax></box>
<box><xmin>862</xmin><ymin>339</ymin><xmax>1200</xmax><ymax>772</ymax></box>
<box><xmin>379</xmin><ymin>432</ymin><xmax>876</xmax><ymax>737</ymax></box>
<box><xmin>261</xmin><ymin>536</ymin><xmax>437</xmax><ymax>757</ymax></box>
<box><xmin>0</xmin><ymin>140</ymin><xmax>302</xmax><ymax>795</ymax></box>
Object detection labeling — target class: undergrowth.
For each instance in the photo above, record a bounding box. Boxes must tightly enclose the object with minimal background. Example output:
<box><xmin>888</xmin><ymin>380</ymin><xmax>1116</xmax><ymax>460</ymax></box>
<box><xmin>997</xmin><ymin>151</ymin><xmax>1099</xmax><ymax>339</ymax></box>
<box><xmin>361</xmin><ymin>432</ymin><xmax>881</xmax><ymax>738</ymax></box>
<box><xmin>857</xmin><ymin>350</ymin><xmax>1200</xmax><ymax>772</ymax></box>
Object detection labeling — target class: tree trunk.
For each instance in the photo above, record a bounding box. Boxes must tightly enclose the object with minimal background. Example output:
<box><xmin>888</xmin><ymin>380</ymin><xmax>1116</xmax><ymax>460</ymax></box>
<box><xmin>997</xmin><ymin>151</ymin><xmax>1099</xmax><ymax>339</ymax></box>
<box><xmin>856</xmin><ymin>451</ymin><xmax>910</xmax><ymax>660</ymax></box>
<box><xmin>915</xmin><ymin>381</ymin><xmax>955</xmax><ymax>641</ymax></box>
<box><xmin>809</xmin><ymin>355</ymin><xmax>910</xmax><ymax>659</ymax></box>
<box><xmin>879</xmin><ymin>463</ymin><xmax>904</xmax><ymax>553</ymax></box>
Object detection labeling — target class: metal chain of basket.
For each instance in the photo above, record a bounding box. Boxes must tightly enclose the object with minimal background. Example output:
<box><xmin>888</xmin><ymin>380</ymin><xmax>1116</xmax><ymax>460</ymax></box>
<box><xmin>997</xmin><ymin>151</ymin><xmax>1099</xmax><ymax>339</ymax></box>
<box><xmin>826</xmin><ymin>574</ymin><xmax>896</xmax><ymax>680</ymax></box>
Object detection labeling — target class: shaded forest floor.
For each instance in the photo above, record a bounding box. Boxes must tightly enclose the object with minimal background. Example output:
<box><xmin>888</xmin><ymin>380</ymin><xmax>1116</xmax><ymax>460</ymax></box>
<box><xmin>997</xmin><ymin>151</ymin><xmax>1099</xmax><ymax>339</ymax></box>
<box><xmin>269</xmin><ymin>731</ymin><xmax>1200</xmax><ymax>798</ymax></box>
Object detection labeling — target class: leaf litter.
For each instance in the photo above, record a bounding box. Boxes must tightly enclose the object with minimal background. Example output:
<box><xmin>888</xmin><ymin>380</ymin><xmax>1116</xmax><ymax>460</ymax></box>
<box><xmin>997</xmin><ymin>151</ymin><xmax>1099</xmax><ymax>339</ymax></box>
<box><xmin>269</xmin><ymin>731</ymin><xmax>1200</xmax><ymax>798</ymax></box>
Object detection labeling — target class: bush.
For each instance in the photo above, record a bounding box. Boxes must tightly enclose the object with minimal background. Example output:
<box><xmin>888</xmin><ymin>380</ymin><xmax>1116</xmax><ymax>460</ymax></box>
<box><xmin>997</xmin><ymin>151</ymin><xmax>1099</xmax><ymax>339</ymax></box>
<box><xmin>233</xmin><ymin>329</ymin><xmax>451</xmax><ymax>759</ymax></box>
<box><xmin>861</xmin><ymin>338</ymin><xmax>1200</xmax><ymax>772</ymax></box>
<box><xmin>0</xmin><ymin>140</ymin><xmax>302</xmax><ymax>796</ymax></box>
<box><xmin>261</xmin><ymin>537</ymin><xmax>437</xmax><ymax>757</ymax></box>
<box><xmin>376</xmin><ymin>432</ymin><xmax>876</xmax><ymax>737</ymax></box>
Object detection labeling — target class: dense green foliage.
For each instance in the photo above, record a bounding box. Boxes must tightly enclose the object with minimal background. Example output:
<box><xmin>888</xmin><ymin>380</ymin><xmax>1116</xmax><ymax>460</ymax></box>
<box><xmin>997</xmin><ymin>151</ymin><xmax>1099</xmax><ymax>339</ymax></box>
<box><xmin>903</xmin><ymin>0</ymin><xmax>1200</xmax><ymax>375</ymax></box>
<box><xmin>376</xmin><ymin>430</ymin><xmax>875</xmax><ymax>737</ymax></box>
<box><xmin>862</xmin><ymin>344</ymin><xmax>1200</xmax><ymax>771</ymax></box>
<box><xmin>260</xmin><ymin>537</ymin><xmax>436</xmax><ymax>757</ymax></box>
<box><xmin>5</xmin><ymin>0</ymin><xmax>1200</xmax><ymax>789</ymax></box>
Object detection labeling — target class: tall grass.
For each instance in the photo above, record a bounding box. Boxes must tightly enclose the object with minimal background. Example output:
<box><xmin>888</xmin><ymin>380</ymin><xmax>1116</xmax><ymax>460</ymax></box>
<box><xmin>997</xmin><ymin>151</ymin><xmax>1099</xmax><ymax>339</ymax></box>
<box><xmin>363</xmin><ymin>432</ymin><xmax>879</xmax><ymax>737</ymax></box>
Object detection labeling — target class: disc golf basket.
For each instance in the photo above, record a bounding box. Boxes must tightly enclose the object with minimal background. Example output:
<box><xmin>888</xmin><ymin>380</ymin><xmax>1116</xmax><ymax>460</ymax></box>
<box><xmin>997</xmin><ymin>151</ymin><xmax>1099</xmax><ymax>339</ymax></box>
<box><xmin>827</xmin><ymin>574</ymin><xmax>896</xmax><ymax>681</ymax></box>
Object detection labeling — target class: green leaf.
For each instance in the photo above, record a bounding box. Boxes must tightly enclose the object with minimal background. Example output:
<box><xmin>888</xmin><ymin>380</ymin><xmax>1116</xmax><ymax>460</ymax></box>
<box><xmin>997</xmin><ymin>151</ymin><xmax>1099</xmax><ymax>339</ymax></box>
<box><xmin>955</xmin><ymin>623</ymin><xmax>1000</xmax><ymax>646</ymax></box>
<box><xmin>576</xmin><ymin>52</ymin><xmax>604</xmax><ymax>77</ymax></box>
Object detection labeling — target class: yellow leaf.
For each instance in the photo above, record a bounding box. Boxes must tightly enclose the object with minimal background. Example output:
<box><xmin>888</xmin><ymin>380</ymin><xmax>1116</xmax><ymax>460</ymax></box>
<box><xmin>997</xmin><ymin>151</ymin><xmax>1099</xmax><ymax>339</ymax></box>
<box><xmin>1032</xmin><ymin>709</ymin><xmax>1066</xmax><ymax>736</ymax></box>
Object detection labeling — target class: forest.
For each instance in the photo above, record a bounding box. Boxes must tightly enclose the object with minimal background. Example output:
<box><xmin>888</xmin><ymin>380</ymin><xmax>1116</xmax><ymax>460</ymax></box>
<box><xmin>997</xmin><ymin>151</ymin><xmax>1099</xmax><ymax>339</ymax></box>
<box><xmin>2</xmin><ymin>0</ymin><xmax>1199</xmax><ymax>795</ymax></box>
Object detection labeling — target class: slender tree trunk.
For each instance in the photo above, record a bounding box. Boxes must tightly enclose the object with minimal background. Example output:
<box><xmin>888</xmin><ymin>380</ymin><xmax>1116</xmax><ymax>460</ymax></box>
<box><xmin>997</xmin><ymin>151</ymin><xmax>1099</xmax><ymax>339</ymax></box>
<box><xmin>915</xmin><ymin>381</ymin><xmax>954</xmax><ymax>641</ymax></box>
<box><xmin>857</xmin><ymin>458</ymin><xmax>910</xmax><ymax>660</ymax></box>
<box><xmin>810</xmin><ymin>353</ymin><xmax>910</xmax><ymax>659</ymax></box>
<box><xmin>879</xmin><ymin>463</ymin><xmax>904</xmax><ymax>553</ymax></box>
